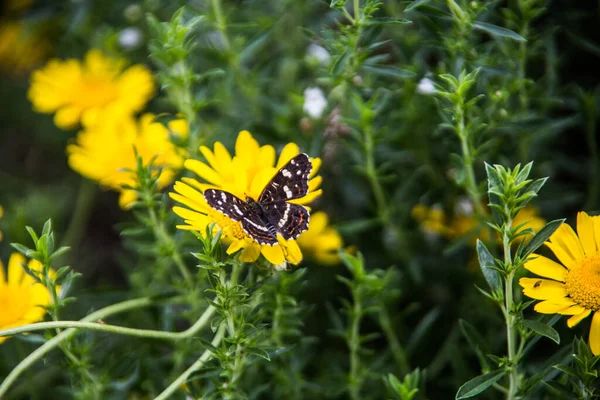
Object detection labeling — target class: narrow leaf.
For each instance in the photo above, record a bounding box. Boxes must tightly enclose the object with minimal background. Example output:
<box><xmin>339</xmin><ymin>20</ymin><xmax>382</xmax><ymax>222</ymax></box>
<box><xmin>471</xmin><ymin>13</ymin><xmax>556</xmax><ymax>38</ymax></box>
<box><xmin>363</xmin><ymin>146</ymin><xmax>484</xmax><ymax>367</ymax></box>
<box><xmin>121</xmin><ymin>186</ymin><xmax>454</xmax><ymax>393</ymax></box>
<box><xmin>245</xmin><ymin>346</ymin><xmax>271</xmax><ymax>361</ymax></box>
<box><xmin>476</xmin><ymin>240</ymin><xmax>501</xmax><ymax>294</ymax></box>
<box><xmin>521</xmin><ymin>219</ymin><xmax>565</xmax><ymax>258</ymax></box>
<box><xmin>473</xmin><ymin>22</ymin><xmax>526</xmax><ymax>42</ymax></box>
<box><xmin>362</xmin><ymin>65</ymin><xmax>416</xmax><ymax>80</ymax></box>
<box><xmin>405</xmin><ymin>0</ymin><xmax>430</xmax><ymax>12</ymax></box>
<box><xmin>455</xmin><ymin>369</ymin><xmax>505</xmax><ymax>399</ymax></box>
<box><xmin>521</xmin><ymin>320</ymin><xmax>560</xmax><ymax>344</ymax></box>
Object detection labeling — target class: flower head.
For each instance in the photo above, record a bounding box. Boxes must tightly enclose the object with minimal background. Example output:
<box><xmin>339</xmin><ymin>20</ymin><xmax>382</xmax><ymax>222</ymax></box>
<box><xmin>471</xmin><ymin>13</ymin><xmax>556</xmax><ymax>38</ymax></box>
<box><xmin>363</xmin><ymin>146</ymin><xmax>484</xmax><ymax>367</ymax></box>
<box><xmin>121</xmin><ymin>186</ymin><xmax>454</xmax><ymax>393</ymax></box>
<box><xmin>412</xmin><ymin>202</ymin><xmax>545</xmax><ymax>245</ymax></box>
<box><xmin>67</xmin><ymin>110</ymin><xmax>188</xmax><ymax>208</ymax></box>
<box><xmin>520</xmin><ymin>212</ymin><xmax>600</xmax><ymax>355</ymax></box>
<box><xmin>296</xmin><ymin>211</ymin><xmax>342</xmax><ymax>265</ymax></box>
<box><xmin>170</xmin><ymin>130</ymin><xmax>322</xmax><ymax>265</ymax></box>
<box><xmin>0</xmin><ymin>253</ymin><xmax>53</xmax><ymax>344</ymax></box>
<box><xmin>28</xmin><ymin>49</ymin><xmax>155</xmax><ymax>130</ymax></box>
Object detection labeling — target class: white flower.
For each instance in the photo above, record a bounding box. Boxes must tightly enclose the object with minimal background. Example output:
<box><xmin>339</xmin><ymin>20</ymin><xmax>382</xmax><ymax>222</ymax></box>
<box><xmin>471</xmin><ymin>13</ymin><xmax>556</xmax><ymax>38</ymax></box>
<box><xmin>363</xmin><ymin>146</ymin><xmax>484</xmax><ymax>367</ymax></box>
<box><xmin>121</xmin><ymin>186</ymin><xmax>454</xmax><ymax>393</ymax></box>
<box><xmin>416</xmin><ymin>77</ymin><xmax>436</xmax><ymax>95</ymax></box>
<box><xmin>307</xmin><ymin>43</ymin><xmax>331</xmax><ymax>65</ymax></box>
<box><xmin>118</xmin><ymin>27</ymin><xmax>143</xmax><ymax>50</ymax></box>
<box><xmin>303</xmin><ymin>87</ymin><xmax>327</xmax><ymax>119</ymax></box>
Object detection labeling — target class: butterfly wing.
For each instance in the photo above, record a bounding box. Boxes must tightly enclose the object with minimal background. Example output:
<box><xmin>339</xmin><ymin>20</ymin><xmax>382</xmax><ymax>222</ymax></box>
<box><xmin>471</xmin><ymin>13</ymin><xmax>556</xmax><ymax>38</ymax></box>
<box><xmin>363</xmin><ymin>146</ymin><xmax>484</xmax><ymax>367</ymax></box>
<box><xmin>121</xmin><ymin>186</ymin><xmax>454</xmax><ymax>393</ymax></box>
<box><xmin>263</xmin><ymin>201</ymin><xmax>310</xmax><ymax>240</ymax></box>
<box><xmin>258</xmin><ymin>153</ymin><xmax>312</xmax><ymax>203</ymax></box>
<box><xmin>241</xmin><ymin>209</ymin><xmax>278</xmax><ymax>245</ymax></box>
<box><xmin>203</xmin><ymin>189</ymin><xmax>249</xmax><ymax>222</ymax></box>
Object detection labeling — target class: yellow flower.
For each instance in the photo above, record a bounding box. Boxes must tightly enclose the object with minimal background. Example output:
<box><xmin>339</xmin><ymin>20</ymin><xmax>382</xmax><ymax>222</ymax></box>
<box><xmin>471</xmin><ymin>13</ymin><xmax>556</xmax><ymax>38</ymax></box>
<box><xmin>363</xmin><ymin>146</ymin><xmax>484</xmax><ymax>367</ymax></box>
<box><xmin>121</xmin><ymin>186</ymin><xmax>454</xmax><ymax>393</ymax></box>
<box><xmin>28</xmin><ymin>49</ymin><xmax>155</xmax><ymax>130</ymax></box>
<box><xmin>519</xmin><ymin>212</ymin><xmax>600</xmax><ymax>355</ymax></box>
<box><xmin>412</xmin><ymin>202</ymin><xmax>545</xmax><ymax>245</ymax></box>
<box><xmin>67</xmin><ymin>110</ymin><xmax>188</xmax><ymax>208</ymax></box>
<box><xmin>0</xmin><ymin>253</ymin><xmax>52</xmax><ymax>344</ymax></box>
<box><xmin>296</xmin><ymin>211</ymin><xmax>343</xmax><ymax>265</ymax></box>
<box><xmin>0</xmin><ymin>21</ymin><xmax>50</xmax><ymax>75</ymax></box>
<box><xmin>170</xmin><ymin>130</ymin><xmax>323</xmax><ymax>265</ymax></box>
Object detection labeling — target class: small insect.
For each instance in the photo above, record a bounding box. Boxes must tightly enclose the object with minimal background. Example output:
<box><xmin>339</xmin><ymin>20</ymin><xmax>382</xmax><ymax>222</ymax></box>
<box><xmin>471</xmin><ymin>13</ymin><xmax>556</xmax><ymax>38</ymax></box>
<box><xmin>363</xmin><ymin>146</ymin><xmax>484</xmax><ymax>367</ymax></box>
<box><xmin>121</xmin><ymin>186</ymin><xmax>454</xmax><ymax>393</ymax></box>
<box><xmin>533</xmin><ymin>280</ymin><xmax>542</xmax><ymax>288</ymax></box>
<box><xmin>203</xmin><ymin>153</ymin><xmax>312</xmax><ymax>246</ymax></box>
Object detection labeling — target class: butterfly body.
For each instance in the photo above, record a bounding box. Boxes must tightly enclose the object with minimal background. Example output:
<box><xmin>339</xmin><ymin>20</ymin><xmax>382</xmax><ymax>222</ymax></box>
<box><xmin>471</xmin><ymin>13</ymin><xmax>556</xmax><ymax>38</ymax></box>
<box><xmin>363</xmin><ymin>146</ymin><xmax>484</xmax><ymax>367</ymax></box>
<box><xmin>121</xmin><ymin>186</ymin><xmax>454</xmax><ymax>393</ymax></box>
<box><xmin>203</xmin><ymin>153</ymin><xmax>313</xmax><ymax>245</ymax></box>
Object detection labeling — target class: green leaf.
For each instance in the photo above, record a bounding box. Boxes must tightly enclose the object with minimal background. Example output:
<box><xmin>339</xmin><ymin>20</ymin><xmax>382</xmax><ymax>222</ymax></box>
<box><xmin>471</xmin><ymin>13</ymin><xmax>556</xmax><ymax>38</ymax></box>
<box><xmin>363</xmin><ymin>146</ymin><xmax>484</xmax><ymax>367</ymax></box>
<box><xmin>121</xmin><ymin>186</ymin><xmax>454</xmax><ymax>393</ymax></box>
<box><xmin>405</xmin><ymin>0</ymin><xmax>430</xmax><ymax>12</ymax></box>
<box><xmin>476</xmin><ymin>240</ymin><xmax>502</xmax><ymax>294</ymax></box>
<box><xmin>521</xmin><ymin>320</ymin><xmax>560</xmax><ymax>344</ymax></box>
<box><xmin>473</xmin><ymin>22</ymin><xmax>526</xmax><ymax>42</ymax></box>
<box><xmin>366</xmin><ymin>17</ymin><xmax>412</xmax><ymax>25</ymax></box>
<box><xmin>458</xmin><ymin>319</ymin><xmax>490</xmax><ymax>370</ymax></box>
<box><xmin>245</xmin><ymin>346</ymin><xmax>270</xmax><ymax>361</ymax></box>
<box><xmin>455</xmin><ymin>369</ymin><xmax>505</xmax><ymax>399</ymax></box>
<box><xmin>41</xmin><ymin>219</ymin><xmax>52</xmax><ymax>238</ymax></box>
<box><xmin>521</xmin><ymin>219</ymin><xmax>565</xmax><ymax>258</ymax></box>
<box><xmin>362</xmin><ymin>65</ymin><xmax>416</xmax><ymax>80</ymax></box>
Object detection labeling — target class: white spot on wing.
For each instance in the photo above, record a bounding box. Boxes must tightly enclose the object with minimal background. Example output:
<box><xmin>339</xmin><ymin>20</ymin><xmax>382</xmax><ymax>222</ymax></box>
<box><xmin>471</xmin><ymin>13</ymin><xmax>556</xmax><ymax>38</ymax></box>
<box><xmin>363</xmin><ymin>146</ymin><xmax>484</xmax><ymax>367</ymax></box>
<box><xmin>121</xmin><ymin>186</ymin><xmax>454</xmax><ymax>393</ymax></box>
<box><xmin>221</xmin><ymin>192</ymin><xmax>227</xmax><ymax>202</ymax></box>
<box><xmin>278</xmin><ymin>204</ymin><xmax>290</xmax><ymax>228</ymax></box>
<box><xmin>282</xmin><ymin>169</ymin><xmax>292</xmax><ymax>178</ymax></box>
<box><xmin>283</xmin><ymin>185</ymin><xmax>293</xmax><ymax>199</ymax></box>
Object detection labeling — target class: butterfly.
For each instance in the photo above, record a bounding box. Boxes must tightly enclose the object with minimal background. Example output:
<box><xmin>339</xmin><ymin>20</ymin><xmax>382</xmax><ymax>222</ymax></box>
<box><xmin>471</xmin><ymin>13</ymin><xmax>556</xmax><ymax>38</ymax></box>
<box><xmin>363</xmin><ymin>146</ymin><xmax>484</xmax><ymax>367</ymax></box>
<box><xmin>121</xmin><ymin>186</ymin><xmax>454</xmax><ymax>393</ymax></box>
<box><xmin>203</xmin><ymin>153</ymin><xmax>312</xmax><ymax>246</ymax></box>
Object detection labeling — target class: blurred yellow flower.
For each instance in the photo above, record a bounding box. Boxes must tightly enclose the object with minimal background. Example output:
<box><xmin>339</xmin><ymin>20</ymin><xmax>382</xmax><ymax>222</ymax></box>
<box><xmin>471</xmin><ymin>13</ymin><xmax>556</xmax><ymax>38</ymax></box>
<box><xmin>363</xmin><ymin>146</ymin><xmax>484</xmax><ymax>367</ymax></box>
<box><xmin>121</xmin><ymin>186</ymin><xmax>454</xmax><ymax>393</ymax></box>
<box><xmin>67</xmin><ymin>111</ymin><xmax>188</xmax><ymax>208</ymax></box>
<box><xmin>520</xmin><ymin>212</ymin><xmax>600</xmax><ymax>355</ymax></box>
<box><xmin>0</xmin><ymin>21</ymin><xmax>50</xmax><ymax>75</ymax></box>
<box><xmin>28</xmin><ymin>49</ymin><xmax>155</xmax><ymax>130</ymax></box>
<box><xmin>171</xmin><ymin>130</ymin><xmax>323</xmax><ymax>265</ymax></box>
<box><xmin>0</xmin><ymin>253</ymin><xmax>52</xmax><ymax>344</ymax></box>
<box><xmin>296</xmin><ymin>211</ymin><xmax>342</xmax><ymax>265</ymax></box>
<box><xmin>412</xmin><ymin>202</ymin><xmax>545</xmax><ymax>245</ymax></box>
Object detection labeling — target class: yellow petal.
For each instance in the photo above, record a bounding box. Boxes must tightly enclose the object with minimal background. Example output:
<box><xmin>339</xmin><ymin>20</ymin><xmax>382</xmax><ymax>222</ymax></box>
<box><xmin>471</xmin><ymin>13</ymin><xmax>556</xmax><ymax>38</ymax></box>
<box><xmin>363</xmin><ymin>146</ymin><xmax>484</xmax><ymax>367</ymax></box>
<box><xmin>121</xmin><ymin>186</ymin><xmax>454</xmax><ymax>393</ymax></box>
<box><xmin>249</xmin><ymin>168</ymin><xmax>277</xmax><ymax>200</ymax></box>
<box><xmin>258</xmin><ymin>145</ymin><xmax>276</xmax><ymax>168</ymax></box>
<box><xmin>8</xmin><ymin>253</ymin><xmax>26</xmax><ymax>286</ymax></box>
<box><xmin>310</xmin><ymin>157</ymin><xmax>322</xmax><ymax>178</ymax></box>
<box><xmin>185</xmin><ymin>160</ymin><xmax>222</xmax><ymax>185</ymax></box>
<box><xmin>213</xmin><ymin>142</ymin><xmax>232</xmax><ymax>176</ymax></box>
<box><xmin>261</xmin><ymin>244</ymin><xmax>286</xmax><ymax>265</ymax></box>
<box><xmin>524</xmin><ymin>255</ymin><xmax>568</xmax><ymax>282</ymax></box>
<box><xmin>226</xmin><ymin>240</ymin><xmax>246</xmax><ymax>255</ymax></box>
<box><xmin>240</xmin><ymin>243</ymin><xmax>261</xmax><ymax>262</ymax></box>
<box><xmin>291</xmin><ymin>189</ymin><xmax>322</xmax><ymax>205</ymax></box>
<box><xmin>309</xmin><ymin>212</ymin><xmax>329</xmax><ymax>233</ymax></box>
<box><xmin>119</xmin><ymin>189</ymin><xmax>138</xmax><ymax>209</ymax></box>
<box><xmin>589</xmin><ymin>311</ymin><xmax>600</xmax><ymax>355</ymax></box>
<box><xmin>276</xmin><ymin>143</ymin><xmax>300</xmax><ymax>169</ymax></box>
<box><xmin>534</xmin><ymin>299</ymin><xmax>575</xmax><ymax>314</ymax></box>
<box><xmin>519</xmin><ymin>277</ymin><xmax>567</xmax><ymax>300</ymax></box>
<box><xmin>235</xmin><ymin>130</ymin><xmax>260</xmax><ymax>166</ymax></box>
<box><xmin>282</xmin><ymin>238</ymin><xmax>302</xmax><ymax>265</ymax></box>
<box><xmin>308</xmin><ymin>176</ymin><xmax>322</xmax><ymax>192</ymax></box>
<box><xmin>54</xmin><ymin>106</ymin><xmax>82</xmax><ymax>130</ymax></box>
<box><xmin>593</xmin><ymin>215</ymin><xmax>600</xmax><ymax>257</ymax></box>
<box><xmin>567</xmin><ymin>309</ymin><xmax>592</xmax><ymax>328</ymax></box>
<box><xmin>200</xmin><ymin>146</ymin><xmax>220</xmax><ymax>173</ymax></box>
<box><xmin>560</xmin><ymin>304</ymin><xmax>587</xmax><ymax>316</ymax></box>
<box><xmin>577</xmin><ymin>212</ymin><xmax>598</xmax><ymax>256</ymax></box>
<box><xmin>546</xmin><ymin>223</ymin><xmax>585</xmax><ymax>268</ymax></box>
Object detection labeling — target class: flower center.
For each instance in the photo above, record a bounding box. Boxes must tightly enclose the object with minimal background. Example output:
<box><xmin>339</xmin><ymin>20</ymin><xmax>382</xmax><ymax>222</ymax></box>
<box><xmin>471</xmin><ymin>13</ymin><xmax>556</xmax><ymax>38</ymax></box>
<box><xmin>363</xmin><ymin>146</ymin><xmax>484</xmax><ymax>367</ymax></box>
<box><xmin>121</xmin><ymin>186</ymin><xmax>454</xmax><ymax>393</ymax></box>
<box><xmin>0</xmin><ymin>287</ymin><xmax>27</xmax><ymax>326</ymax></box>
<box><xmin>565</xmin><ymin>254</ymin><xmax>600</xmax><ymax>311</ymax></box>
<box><xmin>74</xmin><ymin>77</ymin><xmax>118</xmax><ymax>108</ymax></box>
<box><xmin>209</xmin><ymin>210</ymin><xmax>246</xmax><ymax>241</ymax></box>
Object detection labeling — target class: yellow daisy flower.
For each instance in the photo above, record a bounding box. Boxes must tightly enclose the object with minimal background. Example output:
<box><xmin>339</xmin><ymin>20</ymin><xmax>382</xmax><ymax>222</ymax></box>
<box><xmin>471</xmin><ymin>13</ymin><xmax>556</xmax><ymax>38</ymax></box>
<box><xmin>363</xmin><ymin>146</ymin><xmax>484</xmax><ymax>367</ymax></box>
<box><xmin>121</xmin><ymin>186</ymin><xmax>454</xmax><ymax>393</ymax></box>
<box><xmin>67</xmin><ymin>110</ymin><xmax>188</xmax><ymax>209</ymax></box>
<box><xmin>28</xmin><ymin>49</ymin><xmax>155</xmax><ymax>130</ymax></box>
<box><xmin>296</xmin><ymin>211</ymin><xmax>343</xmax><ymax>265</ymax></box>
<box><xmin>519</xmin><ymin>211</ymin><xmax>600</xmax><ymax>355</ymax></box>
<box><xmin>170</xmin><ymin>130</ymin><xmax>323</xmax><ymax>265</ymax></box>
<box><xmin>0</xmin><ymin>21</ymin><xmax>50</xmax><ymax>75</ymax></box>
<box><xmin>0</xmin><ymin>253</ymin><xmax>53</xmax><ymax>344</ymax></box>
<box><xmin>412</xmin><ymin>202</ymin><xmax>545</xmax><ymax>245</ymax></box>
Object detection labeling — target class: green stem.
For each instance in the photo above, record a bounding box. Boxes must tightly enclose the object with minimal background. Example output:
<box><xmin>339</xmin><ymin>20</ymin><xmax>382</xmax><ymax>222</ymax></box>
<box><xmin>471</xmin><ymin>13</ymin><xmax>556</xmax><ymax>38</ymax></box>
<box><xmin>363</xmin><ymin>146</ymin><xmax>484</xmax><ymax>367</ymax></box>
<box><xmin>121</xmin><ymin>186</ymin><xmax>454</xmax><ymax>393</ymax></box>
<box><xmin>60</xmin><ymin>179</ymin><xmax>96</xmax><ymax>251</ymax></box>
<box><xmin>456</xmin><ymin>106</ymin><xmax>485</xmax><ymax>217</ymax></box>
<box><xmin>364</xmin><ymin>123</ymin><xmax>388</xmax><ymax>222</ymax></box>
<box><xmin>378</xmin><ymin>307</ymin><xmax>410</xmax><ymax>376</ymax></box>
<box><xmin>154</xmin><ymin>323</ymin><xmax>226</xmax><ymax>400</ymax></box>
<box><xmin>0</xmin><ymin>305</ymin><xmax>215</xmax><ymax>341</ymax></box>
<box><xmin>0</xmin><ymin>297</ymin><xmax>154</xmax><ymax>398</ymax></box>
<box><xmin>147</xmin><ymin>205</ymin><xmax>193</xmax><ymax>285</ymax></box>
<box><xmin>502</xmin><ymin>212</ymin><xmax>519</xmax><ymax>400</ymax></box>
<box><xmin>348</xmin><ymin>288</ymin><xmax>363</xmax><ymax>400</ymax></box>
